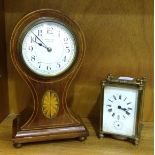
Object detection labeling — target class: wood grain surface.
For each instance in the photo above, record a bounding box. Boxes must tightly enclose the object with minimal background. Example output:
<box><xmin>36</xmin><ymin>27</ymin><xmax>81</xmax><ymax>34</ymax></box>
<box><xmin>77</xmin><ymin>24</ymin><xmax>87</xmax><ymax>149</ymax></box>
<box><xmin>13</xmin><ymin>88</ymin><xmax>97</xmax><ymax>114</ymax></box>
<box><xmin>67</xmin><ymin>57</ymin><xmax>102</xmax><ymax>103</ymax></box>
<box><xmin>4</xmin><ymin>0</ymin><xmax>153</xmax><ymax>121</ymax></box>
<box><xmin>0</xmin><ymin>0</ymin><xmax>9</xmax><ymax>122</ymax></box>
<box><xmin>0</xmin><ymin>115</ymin><xmax>154</xmax><ymax>155</ymax></box>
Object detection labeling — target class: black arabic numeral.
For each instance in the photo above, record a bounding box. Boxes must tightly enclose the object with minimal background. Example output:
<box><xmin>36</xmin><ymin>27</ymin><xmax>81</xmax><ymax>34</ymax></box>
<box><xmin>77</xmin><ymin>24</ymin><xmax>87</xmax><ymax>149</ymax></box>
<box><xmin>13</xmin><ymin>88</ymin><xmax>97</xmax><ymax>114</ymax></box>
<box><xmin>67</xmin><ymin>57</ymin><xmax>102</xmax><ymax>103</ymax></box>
<box><xmin>63</xmin><ymin>56</ymin><xmax>67</xmax><ymax>62</ymax></box>
<box><xmin>31</xmin><ymin>55</ymin><xmax>35</xmax><ymax>61</ymax></box>
<box><xmin>29</xmin><ymin>46</ymin><xmax>33</xmax><ymax>51</ymax></box>
<box><xmin>66</xmin><ymin>47</ymin><xmax>70</xmax><ymax>52</ymax></box>
<box><xmin>38</xmin><ymin>62</ymin><xmax>41</xmax><ymax>68</ymax></box>
<box><xmin>64</xmin><ymin>37</ymin><xmax>68</xmax><ymax>44</ymax></box>
<box><xmin>57</xmin><ymin>63</ymin><xmax>61</xmax><ymax>68</ymax></box>
<box><xmin>47</xmin><ymin>65</ymin><xmax>52</xmax><ymax>70</ymax></box>
<box><xmin>38</xmin><ymin>29</ymin><xmax>42</xmax><ymax>36</ymax></box>
<box><xmin>47</xmin><ymin>27</ymin><xmax>53</xmax><ymax>34</ymax></box>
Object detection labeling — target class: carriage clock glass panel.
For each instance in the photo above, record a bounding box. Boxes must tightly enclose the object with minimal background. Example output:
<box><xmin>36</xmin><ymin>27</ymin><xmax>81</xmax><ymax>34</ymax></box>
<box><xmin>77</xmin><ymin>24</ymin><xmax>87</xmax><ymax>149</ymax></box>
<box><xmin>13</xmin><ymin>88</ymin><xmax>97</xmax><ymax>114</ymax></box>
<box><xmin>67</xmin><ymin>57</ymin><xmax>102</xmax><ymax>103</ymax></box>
<box><xmin>103</xmin><ymin>86</ymin><xmax>138</xmax><ymax>137</ymax></box>
<box><xmin>20</xmin><ymin>19</ymin><xmax>77</xmax><ymax>77</ymax></box>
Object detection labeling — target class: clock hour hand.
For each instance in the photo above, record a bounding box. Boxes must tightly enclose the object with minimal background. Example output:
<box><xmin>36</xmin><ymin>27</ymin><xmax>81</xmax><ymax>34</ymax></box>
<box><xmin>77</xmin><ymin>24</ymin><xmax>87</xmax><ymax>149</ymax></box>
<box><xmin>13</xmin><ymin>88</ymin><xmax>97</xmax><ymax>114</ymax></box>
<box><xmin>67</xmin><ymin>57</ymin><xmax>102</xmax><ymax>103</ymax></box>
<box><xmin>31</xmin><ymin>31</ymin><xmax>52</xmax><ymax>52</ymax></box>
<box><xmin>118</xmin><ymin>105</ymin><xmax>127</xmax><ymax>111</ymax></box>
<box><xmin>118</xmin><ymin>106</ymin><xmax>130</xmax><ymax>115</ymax></box>
<box><xmin>32</xmin><ymin>38</ymin><xmax>48</xmax><ymax>49</ymax></box>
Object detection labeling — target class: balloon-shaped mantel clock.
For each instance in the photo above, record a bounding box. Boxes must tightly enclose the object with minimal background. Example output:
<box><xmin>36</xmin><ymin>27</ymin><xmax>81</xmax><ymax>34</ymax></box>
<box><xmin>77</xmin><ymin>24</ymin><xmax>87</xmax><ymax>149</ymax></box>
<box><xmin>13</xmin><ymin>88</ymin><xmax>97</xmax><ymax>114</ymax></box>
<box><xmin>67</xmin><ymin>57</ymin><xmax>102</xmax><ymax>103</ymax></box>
<box><xmin>10</xmin><ymin>9</ymin><xmax>88</xmax><ymax>147</ymax></box>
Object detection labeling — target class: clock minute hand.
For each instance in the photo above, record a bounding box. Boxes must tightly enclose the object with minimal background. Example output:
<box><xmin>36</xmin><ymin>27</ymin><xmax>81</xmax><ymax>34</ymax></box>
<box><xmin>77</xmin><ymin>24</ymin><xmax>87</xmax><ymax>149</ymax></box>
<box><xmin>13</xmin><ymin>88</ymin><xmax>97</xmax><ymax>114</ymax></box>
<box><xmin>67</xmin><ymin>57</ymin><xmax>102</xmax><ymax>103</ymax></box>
<box><xmin>118</xmin><ymin>106</ymin><xmax>127</xmax><ymax>111</ymax></box>
<box><xmin>118</xmin><ymin>106</ymin><xmax>130</xmax><ymax>115</ymax></box>
<box><xmin>31</xmin><ymin>31</ymin><xmax>52</xmax><ymax>52</ymax></box>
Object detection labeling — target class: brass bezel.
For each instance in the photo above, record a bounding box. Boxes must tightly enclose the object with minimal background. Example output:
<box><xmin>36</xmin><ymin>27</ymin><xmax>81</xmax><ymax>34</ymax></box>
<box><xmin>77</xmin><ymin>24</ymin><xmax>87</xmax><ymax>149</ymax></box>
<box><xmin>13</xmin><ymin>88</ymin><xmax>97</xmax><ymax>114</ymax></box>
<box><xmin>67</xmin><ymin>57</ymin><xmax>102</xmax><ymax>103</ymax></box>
<box><xmin>99</xmin><ymin>74</ymin><xmax>146</xmax><ymax>145</ymax></box>
<box><xmin>18</xmin><ymin>17</ymin><xmax>78</xmax><ymax>77</ymax></box>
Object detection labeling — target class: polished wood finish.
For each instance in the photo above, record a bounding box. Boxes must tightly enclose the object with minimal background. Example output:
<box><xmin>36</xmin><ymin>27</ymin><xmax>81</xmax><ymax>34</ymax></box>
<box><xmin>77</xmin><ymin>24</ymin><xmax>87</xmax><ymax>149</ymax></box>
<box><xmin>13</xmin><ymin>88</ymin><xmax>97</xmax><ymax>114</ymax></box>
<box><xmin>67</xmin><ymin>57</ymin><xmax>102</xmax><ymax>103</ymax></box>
<box><xmin>4</xmin><ymin>0</ymin><xmax>153</xmax><ymax>122</ymax></box>
<box><xmin>0</xmin><ymin>0</ymin><xmax>9</xmax><ymax>122</ymax></box>
<box><xmin>0</xmin><ymin>115</ymin><xmax>154</xmax><ymax>154</ymax></box>
<box><xmin>10</xmin><ymin>9</ymin><xmax>88</xmax><ymax>146</ymax></box>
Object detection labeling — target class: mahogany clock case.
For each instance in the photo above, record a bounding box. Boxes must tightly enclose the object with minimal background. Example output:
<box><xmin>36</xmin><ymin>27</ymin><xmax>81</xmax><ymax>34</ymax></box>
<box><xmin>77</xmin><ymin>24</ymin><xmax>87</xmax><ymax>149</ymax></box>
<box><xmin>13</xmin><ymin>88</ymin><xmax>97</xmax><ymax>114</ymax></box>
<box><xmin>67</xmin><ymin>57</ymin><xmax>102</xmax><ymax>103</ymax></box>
<box><xmin>10</xmin><ymin>9</ymin><xmax>88</xmax><ymax>146</ymax></box>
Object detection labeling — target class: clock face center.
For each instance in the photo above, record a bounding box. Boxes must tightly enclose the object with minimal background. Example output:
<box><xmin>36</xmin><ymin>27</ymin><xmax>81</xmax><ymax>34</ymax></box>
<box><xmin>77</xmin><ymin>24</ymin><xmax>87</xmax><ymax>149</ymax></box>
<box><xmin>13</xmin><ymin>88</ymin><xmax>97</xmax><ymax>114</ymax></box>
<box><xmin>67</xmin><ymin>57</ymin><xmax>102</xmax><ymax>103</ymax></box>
<box><xmin>118</xmin><ymin>105</ymin><xmax>121</xmax><ymax>109</ymax></box>
<box><xmin>47</xmin><ymin>47</ymin><xmax>52</xmax><ymax>52</ymax></box>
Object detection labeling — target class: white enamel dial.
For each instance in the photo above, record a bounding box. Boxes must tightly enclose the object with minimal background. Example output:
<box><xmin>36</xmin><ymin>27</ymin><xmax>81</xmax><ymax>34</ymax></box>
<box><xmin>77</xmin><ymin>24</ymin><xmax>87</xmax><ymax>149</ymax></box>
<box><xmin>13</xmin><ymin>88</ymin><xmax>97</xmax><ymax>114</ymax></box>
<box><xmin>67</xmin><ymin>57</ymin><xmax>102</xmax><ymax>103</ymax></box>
<box><xmin>102</xmin><ymin>86</ymin><xmax>138</xmax><ymax>137</ymax></box>
<box><xmin>21</xmin><ymin>19</ymin><xmax>77</xmax><ymax>77</ymax></box>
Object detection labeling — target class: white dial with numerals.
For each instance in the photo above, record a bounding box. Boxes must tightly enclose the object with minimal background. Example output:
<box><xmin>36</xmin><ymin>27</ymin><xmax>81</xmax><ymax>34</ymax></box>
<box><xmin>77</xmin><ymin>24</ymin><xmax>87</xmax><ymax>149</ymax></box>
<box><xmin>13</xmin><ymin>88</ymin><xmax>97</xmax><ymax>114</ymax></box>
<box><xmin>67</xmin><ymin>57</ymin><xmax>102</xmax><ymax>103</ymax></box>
<box><xmin>21</xmin><ymin>19</ymin><xmax>76</xmax><ymax>77</ymax></box>
<box><xmin>102</xmin><ymin>86</ymin><xmax>138</xmax><ymax>137</ymax></box>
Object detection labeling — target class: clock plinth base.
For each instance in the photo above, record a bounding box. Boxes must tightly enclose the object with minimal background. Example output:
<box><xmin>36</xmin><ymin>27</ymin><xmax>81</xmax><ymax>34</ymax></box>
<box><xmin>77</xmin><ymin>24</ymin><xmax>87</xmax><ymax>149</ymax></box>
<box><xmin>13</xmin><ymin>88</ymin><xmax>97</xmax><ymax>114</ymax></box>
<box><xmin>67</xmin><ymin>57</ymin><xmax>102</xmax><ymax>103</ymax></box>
<box><xmin>12</xmin><ymin>116</ymin><xmax>88</xmax><ymax>147</ymax></box>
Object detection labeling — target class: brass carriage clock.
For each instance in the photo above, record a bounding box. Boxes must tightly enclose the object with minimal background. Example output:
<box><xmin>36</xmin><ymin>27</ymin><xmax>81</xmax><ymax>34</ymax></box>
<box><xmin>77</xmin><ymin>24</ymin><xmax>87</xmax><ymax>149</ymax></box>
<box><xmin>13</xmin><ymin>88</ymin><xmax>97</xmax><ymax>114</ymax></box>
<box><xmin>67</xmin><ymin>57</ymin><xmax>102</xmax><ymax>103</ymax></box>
<box><xmin>99</xmin><ymin>74</ymin><xmax>146</xmax><ymax>144</ymax></box>
<box><xmin>10</xmin><ymin>9</ymin><xmax>88</xmax><ymax>147</ymax></box>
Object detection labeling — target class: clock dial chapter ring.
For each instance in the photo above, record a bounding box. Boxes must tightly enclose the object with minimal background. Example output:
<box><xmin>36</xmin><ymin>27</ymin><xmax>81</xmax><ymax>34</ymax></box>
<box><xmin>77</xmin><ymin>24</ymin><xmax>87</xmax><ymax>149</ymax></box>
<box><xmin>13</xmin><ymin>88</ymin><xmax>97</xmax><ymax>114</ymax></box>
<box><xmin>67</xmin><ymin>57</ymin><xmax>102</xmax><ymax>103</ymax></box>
<box><xmin>106</xmin><ymin>94</ymin><xmax>133</xmax><ymax>120</ymax></box>
<box><xmin>20</xmin><ymin>18</ymin><xmax>78</xmax><ymax>78</ymax></box>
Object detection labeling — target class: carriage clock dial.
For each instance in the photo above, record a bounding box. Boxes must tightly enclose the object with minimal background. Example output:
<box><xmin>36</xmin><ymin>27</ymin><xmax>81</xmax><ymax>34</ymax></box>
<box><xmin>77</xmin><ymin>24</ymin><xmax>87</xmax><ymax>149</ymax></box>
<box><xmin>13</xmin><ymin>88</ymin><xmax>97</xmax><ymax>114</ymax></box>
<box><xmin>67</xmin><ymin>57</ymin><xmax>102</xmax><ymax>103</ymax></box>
<box><xmin>10</xmin><ymin>9</ymin><xmax>88</xmax><ymax>148</ymax></box>
<box><xmin>103</xmin><ymin>86</ymin><xmax>138</xmax><ymax>135</ymax></box>
<box><xmin>99</xmin><ymin>74</ymin><xmax>146</xmax><ymax>145</ymax></box>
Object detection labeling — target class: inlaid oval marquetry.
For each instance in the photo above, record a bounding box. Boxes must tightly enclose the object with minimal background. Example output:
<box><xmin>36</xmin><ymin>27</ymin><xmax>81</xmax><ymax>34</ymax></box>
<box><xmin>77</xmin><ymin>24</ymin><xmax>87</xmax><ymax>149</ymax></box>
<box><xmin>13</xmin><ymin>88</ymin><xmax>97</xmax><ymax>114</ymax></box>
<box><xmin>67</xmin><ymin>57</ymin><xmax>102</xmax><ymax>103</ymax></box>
<box><xmin>42</xmin><ymin>90</ymin><xmax>59</xmax><ymax>119</ymax></box>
